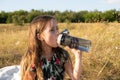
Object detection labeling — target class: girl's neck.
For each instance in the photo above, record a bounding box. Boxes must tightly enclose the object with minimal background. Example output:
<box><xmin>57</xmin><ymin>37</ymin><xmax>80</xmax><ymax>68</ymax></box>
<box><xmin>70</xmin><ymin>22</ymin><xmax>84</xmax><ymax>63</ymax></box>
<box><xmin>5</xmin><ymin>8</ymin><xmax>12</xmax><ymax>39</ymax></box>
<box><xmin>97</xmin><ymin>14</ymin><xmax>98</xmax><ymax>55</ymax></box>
<box><xmin>42</xmin><ymin>45</ymin><xmax>54</xmax><ymax>59</ymax></box>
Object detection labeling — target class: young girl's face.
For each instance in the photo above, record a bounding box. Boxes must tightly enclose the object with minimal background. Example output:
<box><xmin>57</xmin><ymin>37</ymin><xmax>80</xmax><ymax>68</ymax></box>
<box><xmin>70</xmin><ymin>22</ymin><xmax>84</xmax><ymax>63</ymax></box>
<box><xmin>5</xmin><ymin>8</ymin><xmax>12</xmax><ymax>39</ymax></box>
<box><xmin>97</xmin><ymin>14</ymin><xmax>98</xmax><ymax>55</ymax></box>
<box><xmin>41</xmin><ymin>19</ymin><xmax>59</xmax><ymax>48</ymax></box>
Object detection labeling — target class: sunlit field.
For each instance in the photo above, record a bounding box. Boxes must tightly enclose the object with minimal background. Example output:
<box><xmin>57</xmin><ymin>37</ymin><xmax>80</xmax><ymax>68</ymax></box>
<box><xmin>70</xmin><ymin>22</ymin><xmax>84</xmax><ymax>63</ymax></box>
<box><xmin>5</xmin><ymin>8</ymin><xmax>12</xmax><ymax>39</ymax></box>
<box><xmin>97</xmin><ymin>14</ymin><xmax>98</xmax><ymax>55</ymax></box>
<box><xmin>0</xmin><ymin>23</ymin><xmax>120</xmax><ymax>80</ymax></box>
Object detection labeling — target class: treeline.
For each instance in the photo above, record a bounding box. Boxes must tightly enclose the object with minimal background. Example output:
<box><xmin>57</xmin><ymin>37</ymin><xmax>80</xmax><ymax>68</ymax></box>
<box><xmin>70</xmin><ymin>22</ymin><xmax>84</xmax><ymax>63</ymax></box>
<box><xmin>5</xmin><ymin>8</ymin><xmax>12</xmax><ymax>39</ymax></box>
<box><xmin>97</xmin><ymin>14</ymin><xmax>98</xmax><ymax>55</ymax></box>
<box><xmin>0</xmin><ymin>9</ymin><xmax>120</xmax><ymax>25</ymax></box>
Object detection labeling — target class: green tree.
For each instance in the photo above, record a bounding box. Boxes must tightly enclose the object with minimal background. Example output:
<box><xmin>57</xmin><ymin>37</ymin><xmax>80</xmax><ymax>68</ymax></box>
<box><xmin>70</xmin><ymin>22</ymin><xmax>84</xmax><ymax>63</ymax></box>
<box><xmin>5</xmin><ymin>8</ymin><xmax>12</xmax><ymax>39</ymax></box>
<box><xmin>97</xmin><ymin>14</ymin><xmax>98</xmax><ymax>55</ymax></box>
<box><xmin>6</xmin><ymin>12</ymin><xmax>13</xmax><ymax>23</ymax></box>
<box><xmin>101</xmin><ymin>9</ymin><xmax>116</xmax><ymax>22</ymax></box>
<box><xmin>0</xmin><ymin>11</ymin><xmax>8</xmax><ymax>23</ymax></box>
<box><xmin>26</xmin><ymin>9</ymin><xmax>43</xmax><ymax>23</ymax></box>
<box><xmin>72</xmin><ymin>11</ymin><xmax>88</xmax><ymax>22</ymax></box>
<box><xmin>12</xmin><ymin>10</ymin><xmax>28</xmax><ymax>25</ymax></box>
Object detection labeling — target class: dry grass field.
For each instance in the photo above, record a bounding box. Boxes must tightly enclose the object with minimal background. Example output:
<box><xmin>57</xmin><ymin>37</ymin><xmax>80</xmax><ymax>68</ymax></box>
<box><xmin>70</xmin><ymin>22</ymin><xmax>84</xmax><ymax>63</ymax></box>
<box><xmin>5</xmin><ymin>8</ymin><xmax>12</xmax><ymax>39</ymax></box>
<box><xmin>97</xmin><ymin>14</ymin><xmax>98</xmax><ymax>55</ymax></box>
<box><xmin>0</xmin><ymin>23</ymin><xmax>120</xmax><ymax>80</ymax></box>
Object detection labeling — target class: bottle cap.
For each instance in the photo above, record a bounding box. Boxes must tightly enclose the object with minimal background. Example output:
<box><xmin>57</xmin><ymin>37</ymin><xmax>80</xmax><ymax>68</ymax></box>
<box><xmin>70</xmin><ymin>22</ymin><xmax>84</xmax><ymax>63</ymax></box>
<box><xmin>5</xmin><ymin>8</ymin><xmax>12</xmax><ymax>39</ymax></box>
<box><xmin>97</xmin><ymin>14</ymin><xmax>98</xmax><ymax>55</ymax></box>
<box><xmin>57</xmin><ymin>34</ymin><xmax>63</xmax><ymax>45</ymax></box>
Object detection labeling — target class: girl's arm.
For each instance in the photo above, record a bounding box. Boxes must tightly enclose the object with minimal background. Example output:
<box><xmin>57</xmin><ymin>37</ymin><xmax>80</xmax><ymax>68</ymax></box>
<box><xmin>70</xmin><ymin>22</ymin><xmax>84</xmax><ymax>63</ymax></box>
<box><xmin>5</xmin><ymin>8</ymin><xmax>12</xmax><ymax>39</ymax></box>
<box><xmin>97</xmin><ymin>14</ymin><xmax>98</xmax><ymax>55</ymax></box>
<box><xmin>65</xmin><ymin>48</ymin><xmax>82</xmax><ymax>80</ymax></box>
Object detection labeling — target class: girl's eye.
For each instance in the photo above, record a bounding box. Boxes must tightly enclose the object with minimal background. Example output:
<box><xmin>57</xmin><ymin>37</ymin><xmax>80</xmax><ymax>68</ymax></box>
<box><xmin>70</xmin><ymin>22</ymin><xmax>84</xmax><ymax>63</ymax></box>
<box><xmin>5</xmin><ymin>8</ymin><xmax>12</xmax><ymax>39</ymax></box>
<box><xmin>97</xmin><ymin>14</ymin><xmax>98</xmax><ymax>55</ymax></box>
<box><xmin>50</xmin><ymin>26</ymin><xmax>58</xmax><ymax>32</ymax></box>
<box><xmin>50</xmin><ymin>29</ymin><xmax>55</xmax><ymax>31</ymax></box>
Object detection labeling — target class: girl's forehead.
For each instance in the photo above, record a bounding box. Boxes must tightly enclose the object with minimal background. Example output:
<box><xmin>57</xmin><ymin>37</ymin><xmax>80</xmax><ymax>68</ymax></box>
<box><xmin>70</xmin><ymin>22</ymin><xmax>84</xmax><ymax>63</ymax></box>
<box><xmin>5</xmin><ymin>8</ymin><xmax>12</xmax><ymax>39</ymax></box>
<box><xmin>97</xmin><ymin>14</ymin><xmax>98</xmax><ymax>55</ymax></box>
<box><xmin>46</xmin><ymin>19</ymin><xmax>57</xmax><ymax>29</ymax></box>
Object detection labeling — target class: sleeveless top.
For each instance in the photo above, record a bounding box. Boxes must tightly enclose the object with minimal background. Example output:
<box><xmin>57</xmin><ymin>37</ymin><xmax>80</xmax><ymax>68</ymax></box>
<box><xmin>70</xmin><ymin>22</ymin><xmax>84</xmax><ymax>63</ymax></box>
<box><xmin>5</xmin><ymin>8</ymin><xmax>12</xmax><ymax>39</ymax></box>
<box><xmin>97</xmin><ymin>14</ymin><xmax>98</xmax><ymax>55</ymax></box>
<box><xmin>31</xmin><ymin>47</ymin><xmax>69</xmax><ymax>80</ymax></box>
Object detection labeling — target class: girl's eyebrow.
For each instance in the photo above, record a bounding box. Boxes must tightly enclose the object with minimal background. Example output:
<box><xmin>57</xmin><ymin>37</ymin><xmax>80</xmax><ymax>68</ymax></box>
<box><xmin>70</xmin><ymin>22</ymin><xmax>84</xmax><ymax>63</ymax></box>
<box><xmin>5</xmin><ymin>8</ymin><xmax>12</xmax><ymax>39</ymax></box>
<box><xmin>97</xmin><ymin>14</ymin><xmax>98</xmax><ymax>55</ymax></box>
<box><xmin>51</xmin><ymin>25</ymin><xmax>58</xmax><ymax>29</ymax></box>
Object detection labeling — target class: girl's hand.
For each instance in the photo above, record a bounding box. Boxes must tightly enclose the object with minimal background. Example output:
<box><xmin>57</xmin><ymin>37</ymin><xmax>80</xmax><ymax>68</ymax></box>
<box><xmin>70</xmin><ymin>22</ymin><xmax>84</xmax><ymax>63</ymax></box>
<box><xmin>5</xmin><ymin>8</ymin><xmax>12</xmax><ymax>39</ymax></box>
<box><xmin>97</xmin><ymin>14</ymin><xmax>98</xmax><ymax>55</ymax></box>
<box><xmin>65</xmin><ymin>46</ymin><xmax>82</xmax><ymax>58</ymax></box>
<box><xmin>64</xmin><ymin>46</ymin><xmax>83</xmax><ymax>80</ymax></box>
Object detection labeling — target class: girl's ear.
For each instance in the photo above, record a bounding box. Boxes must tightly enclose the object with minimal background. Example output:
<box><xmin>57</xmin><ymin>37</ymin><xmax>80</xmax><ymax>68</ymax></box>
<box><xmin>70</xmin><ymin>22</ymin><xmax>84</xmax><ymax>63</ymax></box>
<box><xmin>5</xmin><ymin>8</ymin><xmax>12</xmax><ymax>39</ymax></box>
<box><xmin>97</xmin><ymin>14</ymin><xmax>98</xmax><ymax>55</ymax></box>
<box><xmin>37</xmin><ymin>34</ymin><xmax>41</xmax><ymax>40</ymax></box>
<box><xmin>37</xmin><ymin>34</ymin><xmax>44</xmax><ymax>41</ymax></box>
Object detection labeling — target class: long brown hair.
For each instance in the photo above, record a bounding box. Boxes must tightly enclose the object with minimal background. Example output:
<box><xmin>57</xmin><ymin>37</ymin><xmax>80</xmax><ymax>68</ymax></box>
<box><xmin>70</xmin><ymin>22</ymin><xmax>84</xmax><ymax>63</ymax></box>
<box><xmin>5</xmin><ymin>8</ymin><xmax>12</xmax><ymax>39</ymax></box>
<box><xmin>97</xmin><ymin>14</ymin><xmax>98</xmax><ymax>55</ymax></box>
<box><xmin>20</xmin><ymin>15</ymin><xmax>55</xmax><ymax>80</ymax></box>
<box><xmin>20</xmin><ymin>15</ymin><xmax>72</xmax><ymax>80</ymax></box>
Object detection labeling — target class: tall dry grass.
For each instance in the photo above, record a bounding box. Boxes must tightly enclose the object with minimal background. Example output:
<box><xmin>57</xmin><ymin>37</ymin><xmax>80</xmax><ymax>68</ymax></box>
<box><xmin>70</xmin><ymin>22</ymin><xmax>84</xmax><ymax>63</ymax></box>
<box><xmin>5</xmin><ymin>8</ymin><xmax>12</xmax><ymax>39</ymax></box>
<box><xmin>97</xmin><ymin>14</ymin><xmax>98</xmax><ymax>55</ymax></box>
<box><xmin>0</xmin><ymin>23</ymin><xmax>120</xmax><ymax>80</ymax></box>
<box><xmin>0</xmin><ymin>24</ymin><xmax>28</xmax><ymax>67</ymax></box>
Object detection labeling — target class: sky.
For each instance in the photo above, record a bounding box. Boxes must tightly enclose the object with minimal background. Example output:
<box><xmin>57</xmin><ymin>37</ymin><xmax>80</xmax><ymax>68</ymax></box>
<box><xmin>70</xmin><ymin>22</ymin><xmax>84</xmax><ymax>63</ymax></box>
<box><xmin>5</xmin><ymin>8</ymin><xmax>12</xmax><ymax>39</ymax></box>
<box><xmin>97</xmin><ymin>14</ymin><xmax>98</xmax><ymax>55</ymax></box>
<box><xmin>0</xmin><ymin>0</ymin><xmax>120</xmax><ymax>12</ymax></box>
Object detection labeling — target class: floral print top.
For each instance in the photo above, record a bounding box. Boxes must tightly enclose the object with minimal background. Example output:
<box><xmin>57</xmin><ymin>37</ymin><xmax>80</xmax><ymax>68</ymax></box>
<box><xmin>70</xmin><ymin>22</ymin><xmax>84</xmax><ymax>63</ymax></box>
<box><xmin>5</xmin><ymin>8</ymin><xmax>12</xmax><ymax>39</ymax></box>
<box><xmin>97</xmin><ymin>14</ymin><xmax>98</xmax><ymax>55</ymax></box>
<box><xmin>41</xmin><ymin>50</ymin><xmax>66</xmax><ymax>80</ymax></box>
<box><xmin>30</xmin><ymin>47</ymin><xmax>69</xmax><ymax>80</ymax></box>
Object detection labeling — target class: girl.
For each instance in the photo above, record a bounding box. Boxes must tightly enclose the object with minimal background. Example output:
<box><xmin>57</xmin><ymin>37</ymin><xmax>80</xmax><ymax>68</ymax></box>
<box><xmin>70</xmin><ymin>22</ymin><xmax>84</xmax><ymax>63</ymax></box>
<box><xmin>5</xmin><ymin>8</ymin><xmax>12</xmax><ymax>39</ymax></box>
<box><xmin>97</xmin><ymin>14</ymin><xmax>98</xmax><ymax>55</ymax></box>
<box><xmin>20</xmin><ymin>15</ymin><xmax>82</xmax><ymax>80</ymax></box>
